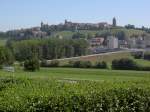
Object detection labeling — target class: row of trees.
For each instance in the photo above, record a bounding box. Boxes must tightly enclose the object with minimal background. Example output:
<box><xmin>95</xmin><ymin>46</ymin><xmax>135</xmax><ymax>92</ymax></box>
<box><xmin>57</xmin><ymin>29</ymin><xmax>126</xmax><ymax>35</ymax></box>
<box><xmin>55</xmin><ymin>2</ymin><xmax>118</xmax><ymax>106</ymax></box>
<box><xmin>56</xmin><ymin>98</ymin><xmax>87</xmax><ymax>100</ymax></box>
<box><xmin>8</xmin><ymin>38</ymin><xmax>89</xmax><ymax>61</ymax></box>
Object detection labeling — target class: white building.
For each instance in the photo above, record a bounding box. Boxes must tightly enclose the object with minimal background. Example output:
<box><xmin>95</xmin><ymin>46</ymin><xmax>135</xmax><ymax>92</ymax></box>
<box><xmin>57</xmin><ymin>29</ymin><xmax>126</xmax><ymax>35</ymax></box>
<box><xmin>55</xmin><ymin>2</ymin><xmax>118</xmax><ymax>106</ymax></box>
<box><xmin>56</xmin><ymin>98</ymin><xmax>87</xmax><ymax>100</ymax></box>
<box><xmin>107</xmin><ymin>36</ymin><xmax>118</xmax><ymax>49</ymax></box>
<box><xmin>129</xmin><ymin>36</ymin><xmax>146</xmax><ymax>48</ymax></box>
<box><xmin>145</xmin><ymin>36</ymin><xmax>150</xmax><ymax>47</ymax></box>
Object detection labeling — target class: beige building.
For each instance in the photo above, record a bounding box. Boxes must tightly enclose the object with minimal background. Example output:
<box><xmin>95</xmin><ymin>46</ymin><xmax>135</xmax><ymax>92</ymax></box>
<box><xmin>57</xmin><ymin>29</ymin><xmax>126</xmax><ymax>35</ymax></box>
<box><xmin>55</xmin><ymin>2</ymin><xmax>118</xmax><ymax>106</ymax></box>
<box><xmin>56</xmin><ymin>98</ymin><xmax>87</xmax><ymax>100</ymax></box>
<box><xmin>107</xmin><ymin>36</ymin><xmax>118</xmax><ymax>49</ymax></box>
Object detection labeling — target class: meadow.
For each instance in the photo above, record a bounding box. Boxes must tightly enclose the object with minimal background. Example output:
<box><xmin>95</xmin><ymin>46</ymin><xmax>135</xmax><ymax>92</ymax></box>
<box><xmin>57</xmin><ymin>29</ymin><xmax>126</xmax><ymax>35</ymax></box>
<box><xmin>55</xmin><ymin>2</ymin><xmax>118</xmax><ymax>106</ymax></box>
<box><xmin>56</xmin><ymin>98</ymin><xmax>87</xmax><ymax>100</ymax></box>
<box><xmin>0</xmin><ymin>68</ymin><xmax>150</xmax><ymax>111</ymax></box>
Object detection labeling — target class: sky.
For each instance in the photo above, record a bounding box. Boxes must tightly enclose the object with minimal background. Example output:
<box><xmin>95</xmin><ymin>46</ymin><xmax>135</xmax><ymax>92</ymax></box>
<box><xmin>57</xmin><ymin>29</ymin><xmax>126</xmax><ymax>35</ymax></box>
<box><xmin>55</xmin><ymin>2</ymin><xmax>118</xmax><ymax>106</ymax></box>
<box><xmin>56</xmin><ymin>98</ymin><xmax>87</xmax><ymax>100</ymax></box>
<box><xmin>0</xmin><ymin>0</ymin><xmax>150</xmax><ymax>31</ymax></box>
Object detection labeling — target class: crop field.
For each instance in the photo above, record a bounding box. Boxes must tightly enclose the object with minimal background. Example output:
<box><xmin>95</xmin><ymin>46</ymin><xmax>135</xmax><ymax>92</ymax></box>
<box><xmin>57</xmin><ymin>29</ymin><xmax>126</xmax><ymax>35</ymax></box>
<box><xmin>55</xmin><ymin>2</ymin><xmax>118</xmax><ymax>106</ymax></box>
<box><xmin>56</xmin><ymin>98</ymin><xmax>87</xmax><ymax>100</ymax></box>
<box><xmin>0</xmin><ymin>68</ymin><xmax>150</xmax><ymax>111</ymax></box>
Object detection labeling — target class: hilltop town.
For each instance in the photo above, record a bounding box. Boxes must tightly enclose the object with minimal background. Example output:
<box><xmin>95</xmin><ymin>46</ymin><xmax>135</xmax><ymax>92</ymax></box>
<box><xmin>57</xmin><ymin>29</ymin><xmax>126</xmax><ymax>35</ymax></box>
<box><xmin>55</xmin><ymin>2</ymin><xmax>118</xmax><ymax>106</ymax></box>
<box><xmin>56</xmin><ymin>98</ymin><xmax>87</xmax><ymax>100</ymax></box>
<box><xmin>2</xmin><ymin>18</ymin><xmax>149</xmax><ymax>54</ymax></box>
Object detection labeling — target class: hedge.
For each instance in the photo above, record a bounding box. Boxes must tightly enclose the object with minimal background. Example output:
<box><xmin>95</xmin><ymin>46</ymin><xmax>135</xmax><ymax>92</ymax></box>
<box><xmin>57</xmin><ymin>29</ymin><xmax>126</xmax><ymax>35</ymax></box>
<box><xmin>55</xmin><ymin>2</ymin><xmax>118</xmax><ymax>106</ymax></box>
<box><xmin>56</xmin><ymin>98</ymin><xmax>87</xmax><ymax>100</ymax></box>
<box><xmin>1</xmin><ymin>87</ymin><xmax>150</xmax><ymax>111</ymax></box>
<box><xmin>1</xmin><ymin>77</ymin><xmax>150</xmax><ymax>111</ymax></box>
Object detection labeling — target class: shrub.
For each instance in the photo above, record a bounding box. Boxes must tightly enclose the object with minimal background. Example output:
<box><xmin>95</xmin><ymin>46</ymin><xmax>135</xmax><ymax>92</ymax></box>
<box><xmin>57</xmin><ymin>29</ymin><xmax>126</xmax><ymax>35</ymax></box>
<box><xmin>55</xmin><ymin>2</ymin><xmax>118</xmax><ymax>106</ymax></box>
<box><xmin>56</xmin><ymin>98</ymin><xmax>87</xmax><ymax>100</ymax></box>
<box><xmin>95</xmin><ymin>61</ymin><xmax>107</xmax><ymax>69</ymax></box>
<box><xmin>0</xmin><ymin>46</ymin><xmax>14</xmax><ymax>69</ymax></box>
<box><xmin>72</xmin><ymin>61</ymin><xmax>92</xmax><ymax>68</ymax></box>
<box><xmin>24</xmin><ymin>57</ymin><xmax>40</xmax><ymax>71</ymax></box>
<box><xmin>144</xmin><ymin>52</ymin><xmax>150</xmax><ymax>60</ymax></box>
<box><xmin>18</xmin><ymin>87</ymin><xmax>150</xmax><ymax>111</ymax></box>
<box><xmin>131</xmin><ymin>51</ymin><xmax>143</xmax><ymax>59</ymax></box>
<box><xmin>112</xmin><ymin>58</ymin><xmax>138</xmax><ymax>70</ymax></box>
<box><xmin>136</xmin><ymin>65</ymin><xmax>150</xmax><ymax>71</ymax></box>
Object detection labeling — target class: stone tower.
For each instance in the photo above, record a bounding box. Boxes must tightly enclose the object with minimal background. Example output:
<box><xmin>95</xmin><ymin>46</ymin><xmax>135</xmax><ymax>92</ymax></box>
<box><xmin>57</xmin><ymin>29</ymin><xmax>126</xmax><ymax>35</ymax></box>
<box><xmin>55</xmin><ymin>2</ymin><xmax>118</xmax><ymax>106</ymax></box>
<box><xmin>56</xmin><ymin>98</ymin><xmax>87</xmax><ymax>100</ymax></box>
<box><xmin>113</xmin><ymin>17</ymin><xmax>117</xmax><ymax>27</ymax></box>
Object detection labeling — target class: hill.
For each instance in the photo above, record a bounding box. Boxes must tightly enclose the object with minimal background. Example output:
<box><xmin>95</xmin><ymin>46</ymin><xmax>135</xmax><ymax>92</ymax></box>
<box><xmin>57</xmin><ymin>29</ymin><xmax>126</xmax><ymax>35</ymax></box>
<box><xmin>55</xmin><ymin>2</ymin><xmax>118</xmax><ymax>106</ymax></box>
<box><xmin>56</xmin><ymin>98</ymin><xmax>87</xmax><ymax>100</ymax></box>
<box><xmin>50</xmin><ymin>28</ymin><xmax>146</xmax><ymax>39</ymax></box>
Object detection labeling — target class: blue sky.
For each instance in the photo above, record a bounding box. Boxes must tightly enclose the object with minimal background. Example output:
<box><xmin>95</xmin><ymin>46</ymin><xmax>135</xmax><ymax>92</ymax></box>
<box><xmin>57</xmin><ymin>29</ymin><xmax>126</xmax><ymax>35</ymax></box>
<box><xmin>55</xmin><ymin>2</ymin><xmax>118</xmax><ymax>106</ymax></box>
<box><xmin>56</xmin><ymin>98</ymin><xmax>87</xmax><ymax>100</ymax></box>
<box><xmin>0</xmin><ymin>0</ymin><xmax>150</xmax><ymax>31</ymax></box>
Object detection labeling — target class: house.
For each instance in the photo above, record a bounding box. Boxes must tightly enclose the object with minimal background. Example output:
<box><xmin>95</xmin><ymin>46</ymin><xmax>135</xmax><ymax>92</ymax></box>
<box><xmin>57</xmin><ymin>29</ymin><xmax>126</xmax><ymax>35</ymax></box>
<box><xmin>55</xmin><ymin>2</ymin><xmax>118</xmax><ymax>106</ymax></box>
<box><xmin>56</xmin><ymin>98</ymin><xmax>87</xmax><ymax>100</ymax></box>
<box><xmin>129</xmin><ymin>37</ymin><xmax>136</xmax><ymax>48</ymax></box>
<box><xmin>107</xmin><ymin>36</ymin><xmax>118</xmax><ymax>49</ymax></box>
<box><xmin>129</xmin><ymin>36</ymin><xmax>146</xmax><ymax>48</ymax></box>
<box><xmin>118</xmin><ymin>40</ymin><xmax>128</xmax><ymax>48</ymax></box>
<box><xmin>145</xmin><ymin>36</ymin><xmax>150</xmax><ymax>47</ymax></box>
<box><xmin>136</xmin><ymin>37</ymin><xmax>146</xmax><ymax>48</ymax></box>
<box><xmin>89</xmin><ymin>37</ymin><xmax>104</xmax><ymax>47</ymax></box>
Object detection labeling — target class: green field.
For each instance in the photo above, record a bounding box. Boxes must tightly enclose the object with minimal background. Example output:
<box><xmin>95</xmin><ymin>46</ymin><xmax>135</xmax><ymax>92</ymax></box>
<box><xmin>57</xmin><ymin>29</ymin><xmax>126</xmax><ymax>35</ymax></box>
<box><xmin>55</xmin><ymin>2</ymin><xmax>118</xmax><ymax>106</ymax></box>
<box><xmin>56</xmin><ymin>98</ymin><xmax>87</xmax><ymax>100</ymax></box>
<box><xmin>50</xmin><ymin>28</ymin><xmax>146</xmax><ymax>39</ymax></box>
<box><xmin>0</xmin><ymin>68</ymin><xmax>150</xmax><ymax>111</ymax></box>
<box><xmin>0</xmin><ymin>39</ymin><xmax>6</xmax><ymax>46</ymax></box>
<box><xmin>1</xmin><ymin>68</ymin><xmax>150</xmax><ymax>81</ymax></box>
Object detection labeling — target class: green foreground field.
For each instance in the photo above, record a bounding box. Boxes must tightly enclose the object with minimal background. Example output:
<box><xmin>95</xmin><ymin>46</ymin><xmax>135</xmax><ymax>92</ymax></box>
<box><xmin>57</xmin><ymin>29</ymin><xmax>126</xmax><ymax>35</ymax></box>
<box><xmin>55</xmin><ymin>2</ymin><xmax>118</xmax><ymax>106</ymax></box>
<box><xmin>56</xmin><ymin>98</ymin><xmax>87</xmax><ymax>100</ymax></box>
<box><xmin>0</xmin><ymin>68</ymin><xmax>150</xmax><ymax>111</ymax></box>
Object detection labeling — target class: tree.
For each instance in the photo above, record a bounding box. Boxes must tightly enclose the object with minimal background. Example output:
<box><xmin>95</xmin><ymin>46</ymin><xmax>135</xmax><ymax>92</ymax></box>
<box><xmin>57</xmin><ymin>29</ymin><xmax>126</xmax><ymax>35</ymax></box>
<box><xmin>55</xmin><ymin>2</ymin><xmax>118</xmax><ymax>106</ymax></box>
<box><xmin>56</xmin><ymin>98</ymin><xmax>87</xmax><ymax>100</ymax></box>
<box><xmin>72</xmin><ymin>33</ymin><xmax>86</xmax><ymax>39</ymax></box>
<box><xmin>0</xmin><ymin>46</ymin><xmax>14</xmax><ymax>68</ymax></box>
<box><xmin>112</xmin><ymin>58</ymin><xmax>137</xmax><ymax>70</ymax></box>
<box><xmin>24</xmin><ymin>56</ymin><xmax>40</xmax><ymax>72</ymax></box>
<box><xmin>125</xmin><ymin>24</ymin><xmax>135</xmax><ymax>29</ymax></box>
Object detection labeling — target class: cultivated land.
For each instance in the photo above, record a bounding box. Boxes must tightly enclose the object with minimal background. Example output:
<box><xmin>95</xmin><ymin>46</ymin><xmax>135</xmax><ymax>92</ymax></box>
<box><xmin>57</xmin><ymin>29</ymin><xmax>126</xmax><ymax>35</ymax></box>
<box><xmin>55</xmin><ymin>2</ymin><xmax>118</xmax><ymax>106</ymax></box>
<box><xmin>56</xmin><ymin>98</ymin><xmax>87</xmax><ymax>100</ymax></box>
<box><xmin>0</xmin><ymin>68</ymin><xmax>150</xmax><ymax>111</ymax></box>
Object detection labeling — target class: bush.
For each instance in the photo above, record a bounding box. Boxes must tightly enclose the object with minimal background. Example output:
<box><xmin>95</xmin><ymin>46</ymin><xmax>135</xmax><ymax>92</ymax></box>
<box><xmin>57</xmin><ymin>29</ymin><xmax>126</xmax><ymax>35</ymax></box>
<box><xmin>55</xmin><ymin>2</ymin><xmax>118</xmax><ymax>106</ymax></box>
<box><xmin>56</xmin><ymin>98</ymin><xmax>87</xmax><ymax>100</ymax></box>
<box><xmin>144</xmin><ymin>52</ymin><xmax>150</xmax><ymax>60</ymax></box>
<box><xmin>131</xmin><ymin>52</ymin><xmax>143</xmax><ymax>59</ymax></box>
<box><xmin>13</xmin><ymin>87</ymin><xmax>150</xmax><ymax>111</ymax></box>
<box><xmin>136</xmin><ymin>65</ymin><xmax>150</xmax><ymax>71</ymax></box>
<box><xmin>72</xmin><ymin>61</ymin><xmax>92</xmax><ymax>68</ymax></box>
<box><xmin>24</xmin><ymin>57</ymin><xmax>40</xmax><ymax>71</ymax></box>
<box><xmin>0</xmin><ymin>46</ymin><xmax>14</xmax><ymax>69</ymax></box>
<box><xmin>112</xmin><ymin>58</ymin><xmax>138</xmax><ymax>70</ymax></box>
<box><xmin>95</xmin><ymin>61</ymin><xmax>107</xmax><ymax>69</ymax></box>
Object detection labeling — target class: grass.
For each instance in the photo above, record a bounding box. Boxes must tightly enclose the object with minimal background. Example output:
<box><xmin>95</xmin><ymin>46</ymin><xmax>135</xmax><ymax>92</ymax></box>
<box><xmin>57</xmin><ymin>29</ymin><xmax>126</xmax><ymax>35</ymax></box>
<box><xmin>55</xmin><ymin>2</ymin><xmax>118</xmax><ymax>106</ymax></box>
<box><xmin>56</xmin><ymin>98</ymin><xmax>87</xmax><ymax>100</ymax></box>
<box><xmin>1</xmin><ymin>68</ymin><xmax>150</xmax><ymax>81</ymax></box>
<box><xmin>50</xmin><ymin>28</ymin><xmax>145</xmax><ymax>39</ymax></box>
<box><xmin>0</xmin><ymin>39</ymin><xmax>7</xmax><ymax>46</ymax></box>
<box><xmin>58</xmin><ymin>52</ymin><xmax>132</xmax><ymax>66</ymax></box>
<box><xmin>0</xmin><ymin>68</ymin><xmax>150</xmax><ymax>111</ymax></box>
<box><xmin>135</xmin><ymin>59</ymin><xmax>150</xmax><ymax>67</ymax></box>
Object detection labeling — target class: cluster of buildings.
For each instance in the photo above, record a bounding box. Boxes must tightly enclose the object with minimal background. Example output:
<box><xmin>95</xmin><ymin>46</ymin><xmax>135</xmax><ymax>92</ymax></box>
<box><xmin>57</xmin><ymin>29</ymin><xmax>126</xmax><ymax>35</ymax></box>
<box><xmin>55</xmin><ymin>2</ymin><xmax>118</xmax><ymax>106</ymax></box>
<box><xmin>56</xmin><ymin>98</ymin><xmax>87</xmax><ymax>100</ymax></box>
<box><xmin>64</xmin><ymin>20</ymin><xmax>112</xmax><ymax>30</ymax></box>
<box><xmin>88</xmin><ymin>35</ymin><xmax>150</xmax><ymax>53</ymax></box>
<box><xmin>7</xmin><ymin>27</ymin><xmax>47</xmax><ymax>39</ymax></box>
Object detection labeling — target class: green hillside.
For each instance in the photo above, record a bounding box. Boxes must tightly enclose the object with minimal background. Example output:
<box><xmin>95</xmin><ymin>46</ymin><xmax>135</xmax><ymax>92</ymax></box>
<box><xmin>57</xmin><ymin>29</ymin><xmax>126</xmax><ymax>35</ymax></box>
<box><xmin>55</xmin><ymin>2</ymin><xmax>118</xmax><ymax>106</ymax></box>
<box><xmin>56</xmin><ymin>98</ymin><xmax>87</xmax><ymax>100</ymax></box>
<box><xmin>50</xmin><ymin>28</ymin><xmax>146</xmax><ymax>39</ymax></box>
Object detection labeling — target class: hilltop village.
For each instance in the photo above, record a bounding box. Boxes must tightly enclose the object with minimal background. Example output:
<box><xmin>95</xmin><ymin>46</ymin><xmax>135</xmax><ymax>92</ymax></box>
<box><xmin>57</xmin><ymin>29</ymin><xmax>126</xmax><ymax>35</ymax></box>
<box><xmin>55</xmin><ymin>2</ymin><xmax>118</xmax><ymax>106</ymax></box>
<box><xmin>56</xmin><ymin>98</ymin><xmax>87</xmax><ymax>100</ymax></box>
<box><xmin>5</xmin><ymin>18</ymin><xmax>150</xmax><ymax>54</ymax></box>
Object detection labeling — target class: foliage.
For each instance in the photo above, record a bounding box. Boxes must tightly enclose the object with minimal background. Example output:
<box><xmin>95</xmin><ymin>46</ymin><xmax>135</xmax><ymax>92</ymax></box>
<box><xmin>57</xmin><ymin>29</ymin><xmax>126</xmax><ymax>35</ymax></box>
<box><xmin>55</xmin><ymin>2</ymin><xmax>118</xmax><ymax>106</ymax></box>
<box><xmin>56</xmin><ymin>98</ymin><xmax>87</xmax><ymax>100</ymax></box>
<box><xmin>0</xmin><ymin>75</ymin><xmax>150</xmax><ymax>111</ymax></box>
<box><xmin>72</xmin><ymin>61</ymin><xmax>92</xmax><ymax>68</ymax></box>
<box><xmin>72</xmin><ymin>32</ymin><xmax>86</xmax><ymax>39</ymax></box>
<box><xmin>24</xmin><ymin>56</ymin><xmax>40</xmax><ymax>71</ymax></box>
<box><xmin>132</xmin><ymin>52</ymin><xmax>143</xmax><ymax>59</ymax></box>
<box><xmin>95</xmin><ymin>61</ymin><xmax>108</xmax><ymax>69</ymax></box>
<box><xmin>11</xmin><ymin>38</ymin><xmax>89</xmax><ymax>61</ymax></box>
<box><xmin>112</xmin><ymin>58</ymin><xmax>138</xmax><ymax>70</ymax></box>
<box><xmin>0</xmin><ymin>46</ymin><xmax>14</xmax><ymax>68</ymax></box>
<box><xmin>144</xmin><ymin>52</ymin><xmax>150</xmax><ymax>60</ymax></box>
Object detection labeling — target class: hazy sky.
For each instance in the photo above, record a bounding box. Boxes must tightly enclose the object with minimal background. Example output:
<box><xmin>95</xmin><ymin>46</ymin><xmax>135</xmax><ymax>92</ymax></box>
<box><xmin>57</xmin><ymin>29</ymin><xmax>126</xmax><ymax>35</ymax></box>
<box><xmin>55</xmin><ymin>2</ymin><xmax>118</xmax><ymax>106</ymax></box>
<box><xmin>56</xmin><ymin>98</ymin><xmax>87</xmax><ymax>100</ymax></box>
<box><xmin>0</xmin><ymin>0</ymin><xmax>150</xmax><ymax>31</ymax></box>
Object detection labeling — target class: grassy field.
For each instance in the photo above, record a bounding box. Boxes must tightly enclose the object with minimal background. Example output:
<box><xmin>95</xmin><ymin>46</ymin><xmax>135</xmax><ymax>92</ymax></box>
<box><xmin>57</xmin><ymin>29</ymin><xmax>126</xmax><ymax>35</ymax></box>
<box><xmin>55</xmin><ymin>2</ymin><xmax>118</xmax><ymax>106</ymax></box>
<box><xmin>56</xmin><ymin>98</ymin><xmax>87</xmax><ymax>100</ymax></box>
<box><xmin>57</xmin><ymin>51</ymin><xmax>132</xmax><ymax>66</ymax></box>
<box><xmin>0</xmin><ymin>68</ymin><xmax>150</xmax><ymax>111</ymax></box>
<box><xmin>50</xmin><ymin>28</ymin><xmax>146</xmax><ymax>39</ymax></box>
<box><xmin>0</xmin><ymin>39</ymin><xmax>7</xmax><ymax>46</ymax></box>
<box><xmin>1</xmin><ymin>68</ymin><xmax>150</xmax><ymax>81</ymax></box>
<box><xmin>56</xmin><ymin>51</ymin><xmax>150</xmax><ymax>69</ymax></box>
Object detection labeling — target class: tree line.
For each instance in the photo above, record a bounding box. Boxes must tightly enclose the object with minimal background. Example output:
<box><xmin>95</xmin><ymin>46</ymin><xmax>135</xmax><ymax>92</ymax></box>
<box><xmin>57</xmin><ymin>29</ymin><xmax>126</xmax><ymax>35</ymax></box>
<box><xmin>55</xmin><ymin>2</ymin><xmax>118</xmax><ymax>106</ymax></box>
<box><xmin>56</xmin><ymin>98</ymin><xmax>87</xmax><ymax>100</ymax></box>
<box><xmin>7</xmin><ymin>38</ymin><xmax>89</xmax><ymax>62</ymax></box>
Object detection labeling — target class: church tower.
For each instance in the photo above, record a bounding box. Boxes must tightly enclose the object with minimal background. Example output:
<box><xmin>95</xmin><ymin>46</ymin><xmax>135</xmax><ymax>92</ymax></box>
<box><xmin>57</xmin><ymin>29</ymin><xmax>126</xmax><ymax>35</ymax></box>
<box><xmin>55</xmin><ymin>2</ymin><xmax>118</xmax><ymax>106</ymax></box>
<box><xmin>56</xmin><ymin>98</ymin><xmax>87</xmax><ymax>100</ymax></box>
<box><xmin>113</xmin><ymin>17</ymin><xmax>117</xmax><ymax>27</ymax></box>
<box><xmin>41</xmin><ymin>21</ymin><xmax>44</xmax><ymax>27</ymax></box>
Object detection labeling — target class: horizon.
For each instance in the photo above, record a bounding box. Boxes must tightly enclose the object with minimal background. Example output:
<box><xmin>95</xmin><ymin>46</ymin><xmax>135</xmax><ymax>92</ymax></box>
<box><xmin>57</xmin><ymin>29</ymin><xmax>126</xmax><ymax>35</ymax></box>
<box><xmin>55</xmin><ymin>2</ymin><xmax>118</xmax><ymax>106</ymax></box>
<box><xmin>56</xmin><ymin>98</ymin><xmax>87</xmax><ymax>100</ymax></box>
<box><xmin>0</xmin><ymin>0</ymin><xmax>150</xmax><ymax>31</ymax></box>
